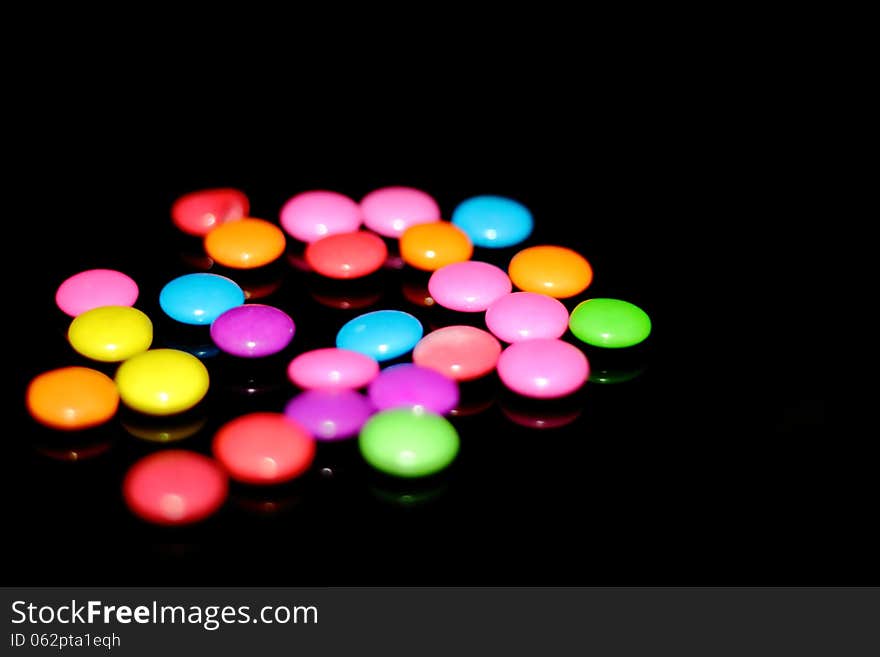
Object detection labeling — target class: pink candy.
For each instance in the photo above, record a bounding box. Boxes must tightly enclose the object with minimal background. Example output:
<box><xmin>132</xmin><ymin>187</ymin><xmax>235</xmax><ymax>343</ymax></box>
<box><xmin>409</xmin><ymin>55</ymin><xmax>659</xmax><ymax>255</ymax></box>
<box><xmin>428</xmin><ymin>261</ymin><xmax>512</xmax><ymax>312</ymax></box>
<box><xmin>55</xmin><ymin>269</ymin><xmax>139</xmax><ymax>317</ymax></box>
<box><xmin>497</xmin><ymin>339</ymin><xmax>589</xmax><ymax>399</ymax></box>
<box><xmin>485</xmin><ymin>292</ymin><xmax>570</xmax><ymax>343</ymax></box>
<box><xmin>280</xmin><ymin>190</ymin><xmax>363</xmax><ymax>243</ymax></box>
<box><xmin>287</xmin><ymin>348</ymin><xmax>379</xmax><ymax>391</ymax></box>
<box><xmin>360</xmin><ymin>186</ymin><xmax>441</xmax><ymax>238</ymax></box>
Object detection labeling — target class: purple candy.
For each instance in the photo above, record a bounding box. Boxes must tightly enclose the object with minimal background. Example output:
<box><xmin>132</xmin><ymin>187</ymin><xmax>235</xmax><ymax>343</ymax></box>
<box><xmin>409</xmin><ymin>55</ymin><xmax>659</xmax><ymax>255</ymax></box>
<box><xmin>210</xmin><ymin>304</ymin><xmax>295</xmax><ymax>358</ymax></box>
<box><xmin>284</xmin><ymin>389</ymin><xmax>374</xmax><ymax>441</ymax></box>
<box><xmin>367</xmin><ymin>363</ymin><xmax>459</xmax><ymax>415</ymax></box>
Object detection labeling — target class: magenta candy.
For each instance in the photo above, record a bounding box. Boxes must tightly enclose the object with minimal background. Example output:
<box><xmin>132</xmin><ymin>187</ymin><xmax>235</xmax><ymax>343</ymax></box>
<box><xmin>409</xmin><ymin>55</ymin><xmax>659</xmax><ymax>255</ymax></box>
<box><xmin>284</xmin><ymin>389</ymin><xmax>374</xmax><ymax>441</ymax></box>
<box><xmin>279</xmin><ymin>190</ymin><xmax>363</xmax><ymax>243</ymax></box>
<box><xmin>497</xmin><ymin>338</ymin><xmax>589</xmax><ymax>399</ymax></box>
<box><xmin>485</xmin><ymin>292</ymin><xmax>570</xmax><ymax>343</ymax></box>
<box><xmin>360</xmin><ymin>186</ymin><xmax>441</xmax><ymax>238</ymax></box>
<box><xmin>210</xmin><ymin>304</ymin><xmax>295</xmax><ymax>358</ymax></box>
<box><xmin>287</xmin><ymin>348</ymin><xmax>380</xmax><ymax>390</ymax></box>
<box><xmin>55</xmin><ymin>269</ymin><xmax>139</xmax><ymax>317</ymax></box>
<box><xmin>367</xmin><ymin>364</ymin><xmax>459</xmax><ymax>415</ymax></box>
<box><xmin>428</xmin><ymin>261</ymin><xmax>512</xmax><ymax>312</ymax></box>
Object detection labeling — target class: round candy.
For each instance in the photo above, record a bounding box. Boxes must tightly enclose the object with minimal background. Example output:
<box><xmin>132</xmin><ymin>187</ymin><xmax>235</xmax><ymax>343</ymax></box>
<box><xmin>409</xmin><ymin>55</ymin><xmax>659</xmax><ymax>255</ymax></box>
<box><xmin>284</xmin><ymin>390</ymin><xmax>374</xmax><ymax>441</ymax></box>
<box><xmin>497</xmin><ymin>338</ymin><xmax>589</xmax><ymax>398</ymax></box>
<box><xmin>508</xmin><ymin>245</ymin><xmax>593</xmax><ymax>298</ymax></box>
<box><xmin>212</xmin><ymin>413</ymin><xmax>315</xmax><ymax>484</ymax></box>
<box><xmin>287</xmin><ymin>348</ymin><xmax>380</xmax><ymax>390</ymax></box>
<box><xmin>412</xmin><ymin>325</ymin><xmax>501</xmax><ymax>381</ymax></box>
<box><xmin>485</xmin><ymin>292</ymin><xmax>570</xmax><ymax>343</ymax></box>
<box><xmin>336</xmin><ymin>310</ymin><xmax>423</xmax><ymax>362</ymax></box>
<box><xmin>451</xmin><ymin>195</ymin><xmax>533</xmax><ymax>248</ymax></box>
<box><xmin>123</xmin><ymin>450</ymin><xmax>228</xmax><ymax>525</ymax></box>
<box><xmin>67</xmin><ymin>306</ymin><xmax>153</xmax><ymax>362</ymax></box>
<box><xmin>360</xmin><ymin>186</ymin><xmax>441</xmax><ymax>238</ymax></box>
<box><xmin>359</xmin><ymin>408</ymin><xmax>460</xmax><ymax>478</ymax></box>
<box><xmin>305</xmin><ymin>231</ymin><xmax>388</xmax><ymax>279</ymax></box>
<box><xmin>279</xmin><ymin>190</ymin><xmax>363</xmax><ymax>243</ymax></box>
<box><xmin>204</xmin><ymin>218</ymin><xmax>286</xmax><ymax>269</ymax></box>
<box><xmin>55</xmin><ymin>269</ymin><xmax>138</xmax><ymax>317</ymax></box>
<box><xmin>569</xmin><ymin>298</ymin><xmax>652</xmax><ymax>348</ymax></box>
<box><xmin>367</xmin><ymin>364</ymin><xmax>459</xmax><ymax>415</ymax></box>
<box><xmin>159</xmin><ymin>273</ymin><xmax>245</xmax><ymax>325</ymax></box>
<box><xmin>171</xmin><ymin>188</ymin><xmax>249</xmax><ymax>236</ymax></box>
<box><xmin>399</xmin><ymin>222</ymin><xmax>473</xmax><ymax>271</ymax></box>
<box><xmin>428</xmin><ymin>261</ymin><xmax>511</xmax><ymax>312</ymax></box>
<box><xmin>210</xmin><ymin>304</ymin><xmax>295</xmax><ymax>357</ymax></box>
<box><xmin>115</xmin><ymin>349</ymin><xmax>210</xmax><ymax>415</ymax></box>
<box><xmin>26</xmin><ymin>366</ymin><xmax>119</xmax><ymax>430</ymax></box>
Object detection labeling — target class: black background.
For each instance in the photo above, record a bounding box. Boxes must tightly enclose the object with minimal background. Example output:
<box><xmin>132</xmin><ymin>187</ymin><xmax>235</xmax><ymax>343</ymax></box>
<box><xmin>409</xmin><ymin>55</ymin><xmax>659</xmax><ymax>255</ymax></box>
<box><xmin>5</xmin><ymin>72</ymin><xmax>840</xmax><ymax>586</ymax></box>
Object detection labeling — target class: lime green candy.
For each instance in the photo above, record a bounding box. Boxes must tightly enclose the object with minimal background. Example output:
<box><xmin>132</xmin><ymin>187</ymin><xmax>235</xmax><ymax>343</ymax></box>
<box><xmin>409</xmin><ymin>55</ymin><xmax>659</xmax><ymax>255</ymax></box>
<box><xmin>569</xmin><ymin>298</ymin><xmax>651</xmax><ymax>348</ymax></box>
<box><xmin>359</xmin><ymin>408</ymin><xmax>460</xmax><ymax>478</ymax></box>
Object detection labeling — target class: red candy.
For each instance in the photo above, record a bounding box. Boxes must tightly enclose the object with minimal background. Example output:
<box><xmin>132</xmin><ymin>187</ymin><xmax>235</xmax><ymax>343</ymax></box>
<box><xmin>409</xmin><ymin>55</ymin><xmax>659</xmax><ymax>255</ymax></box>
<box><xmin>171</xmin><ymin>188</ymin><xmax>249</xmax><ymax>236</ymax></box>
<box><xmin>305</xmin><ymin>231</ymin><xmax>388</xmax><ymax>279</ymax></box>
<box><xmin>123</xmin><ymin>450</ymin><xmax>228</xmax><ymax>525</ymax></box>
<box><xmin>212</xmin><ymin>413</ymin><xmax>316</xmax><ymax>484</ymax></box>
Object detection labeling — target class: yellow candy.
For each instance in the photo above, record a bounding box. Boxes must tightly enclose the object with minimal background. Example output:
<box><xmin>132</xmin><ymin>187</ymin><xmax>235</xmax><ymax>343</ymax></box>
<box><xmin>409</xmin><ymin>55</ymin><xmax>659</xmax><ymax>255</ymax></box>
<box><xmin>68</xmin><ymin>306</ymin><xmax>153</xmax><ymax>362</ymax></box>
<box><xmin>115</xmin><ymin>349</ymin><xmax>209</xmax><ymax>415</ymax></box>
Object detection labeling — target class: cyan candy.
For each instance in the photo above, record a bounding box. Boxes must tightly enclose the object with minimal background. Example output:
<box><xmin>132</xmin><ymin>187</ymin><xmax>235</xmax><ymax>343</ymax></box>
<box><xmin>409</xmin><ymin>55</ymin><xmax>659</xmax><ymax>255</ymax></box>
<box><xmin>336</xmin><ymin>310</ymin><xmax>423</xmax><ymax>362</ymax></box>
<box><xmin>451</xmin><ymin>195</ymin><xmax>533</xmax><ymax>248</ymax></box>
<box><xmin>159</xmin><ymin>273</ymin><xmax>245</xmax><ymax>325</ymax></box>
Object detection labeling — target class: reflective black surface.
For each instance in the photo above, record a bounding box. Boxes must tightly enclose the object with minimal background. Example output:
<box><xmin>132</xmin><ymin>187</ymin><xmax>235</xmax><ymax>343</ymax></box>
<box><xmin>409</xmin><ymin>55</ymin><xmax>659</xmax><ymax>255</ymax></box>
<box><xmin>8</xmin><ymin>130</ymin><xmax>839</xmax><ymax>586</ymax></box>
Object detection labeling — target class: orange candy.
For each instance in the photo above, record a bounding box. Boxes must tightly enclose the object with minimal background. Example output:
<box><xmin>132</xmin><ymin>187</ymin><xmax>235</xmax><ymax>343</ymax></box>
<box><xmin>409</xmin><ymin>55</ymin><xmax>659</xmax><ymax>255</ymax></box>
<box><xmin>26</xmin><ymin>367</ymin><xmax>119</xmax><ymax>430</ymax></box>
<box><xmin>399</xmin><ymin>222</ymin><xmax>473</xmax><ymax>271</ymax></box>
<box><xmin>508</xmin><ymin>245</ymin><xmax>593</xmax><ymax>298</ymax></box>
<box><xmin>204</xmin><ymin>218</ymin><xmax>286</xmax><ymax>269</ymax></box>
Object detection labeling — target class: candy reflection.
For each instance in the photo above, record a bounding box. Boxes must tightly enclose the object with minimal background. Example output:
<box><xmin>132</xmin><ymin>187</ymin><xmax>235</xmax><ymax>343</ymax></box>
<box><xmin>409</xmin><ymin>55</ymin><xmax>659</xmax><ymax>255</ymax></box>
<box><xmin>499</xmin><ymin>393</ymin><xmax>582</xmax><ymax>429</ymax></box>
<box><xmin>35</xmin><ymin>440</ymin><xmax>113</xmax><ymax>462</ymax></box>
<box><xmin>401</xmin><ymin>278</ymin><xmax>435</xmax><ymax>307</ymax></box>
<box><xmin>166</xmin><ymin>341</ymin><xmax>220</xmax><ymax>360</ymax></box>
<box><xmin>122</xmin><ymin>412</ymin><xmax>208</xmax><ymax>443</ymax></box>
<box><xmin>231</xmin><ymin>486</ymin><xmax>303</xmax><ymax>517</ymax></box>
<box><xmin>178</xmin><ymin>250</ymin><xmax>214</xmax><ymax>271</ymax></box>
<box><xmin>369</xmin><ymin>479</ymin><xmax>448</xmax><ymax>508</ymax></box>
<box><xmin>584</xmin><ymin>348</ymin><xmax>648</xmax><ymax>385</ymax></box>
<box><xmin>448</xmin><ymin>378</ymin><xmax>497</xmax><ymax>417</ymax></box>
<box><xmin>307</xmin><ymin>277</ymin><xmax>384</xmax><ymax>310</ymax></box>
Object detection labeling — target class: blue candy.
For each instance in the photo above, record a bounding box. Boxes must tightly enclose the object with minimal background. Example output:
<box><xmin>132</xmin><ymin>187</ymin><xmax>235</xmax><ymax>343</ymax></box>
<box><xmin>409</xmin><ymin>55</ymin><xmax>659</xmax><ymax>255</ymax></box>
<box><xmin>336</xmin><ymin>310</ymin><xmax>423</xmax><ymax>362</ymax></box>
<box><xmin>451</xmin><ymin>195</ymin><xmax>533</xmax><ymax>248</ymax></box>
<box><xmin>159</xmin><ymin>273</ymin><xmax>245</xmax><ymax>325</ymax></box>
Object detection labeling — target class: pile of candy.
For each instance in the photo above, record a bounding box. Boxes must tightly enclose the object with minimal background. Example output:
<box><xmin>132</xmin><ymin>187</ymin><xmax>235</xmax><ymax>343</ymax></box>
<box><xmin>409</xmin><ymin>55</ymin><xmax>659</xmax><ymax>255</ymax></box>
<box><xmin>26</xmin><ymin>187</ymin><xmax>651</xmax><ymax>526</ymax></box>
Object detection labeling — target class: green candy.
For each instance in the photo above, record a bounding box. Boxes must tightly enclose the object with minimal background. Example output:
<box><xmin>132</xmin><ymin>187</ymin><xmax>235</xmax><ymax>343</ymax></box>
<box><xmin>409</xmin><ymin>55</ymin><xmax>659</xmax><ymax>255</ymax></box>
<box><xmin>359</xmin><ymin>408</ymin><xmax>460</xmax><ymax>478</ymax></box>
<box><xmin>569</xmin><ymin>298</ymin><xmax>651</xmax><ymax>349</ymax></box>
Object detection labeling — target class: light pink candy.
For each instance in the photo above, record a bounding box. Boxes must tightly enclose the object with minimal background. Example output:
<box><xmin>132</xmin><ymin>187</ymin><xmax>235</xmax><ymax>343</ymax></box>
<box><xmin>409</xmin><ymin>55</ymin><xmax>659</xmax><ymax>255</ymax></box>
<box><xmin>55</xmin><ymin>269</ymin><xmax>139</xmax><ymax>317</ymax></box>
<box><xmin>497</xmin><ymin>338</ymin><xmax>589</xmax><ymax>399</ymax></box>
<box><xmin>280</xmin><ymin>191</ymin><xmax>363</xmax><ymax>243</ymax></box>
<box><xmin>287</xmin><ymin>348</ymin><xmax>380</xmax><ymax>390</ymax></box>
<box><xmin>485</xmin><ymin>292</ymin><xmax>570</xmax><ymax>343</ymax></box>
<box><xmin>360</xmin><ymin>186</ymin><xmax>441</xmax><ymax>238</ymax></box>
<box><xmin>428</xmin><ymin>261</ymin><xmax>512</xmax><ymax>312</ymax></box>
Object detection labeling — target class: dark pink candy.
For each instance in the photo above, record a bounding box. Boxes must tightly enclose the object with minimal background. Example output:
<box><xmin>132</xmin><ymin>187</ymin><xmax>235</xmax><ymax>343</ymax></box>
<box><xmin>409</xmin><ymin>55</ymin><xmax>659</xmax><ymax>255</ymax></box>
<box><xmin>367</xmin><ymin>364</ymin><xmax>459</xmax><ymax>415</ymax></box>
<box><xmin>210</xmin><ymin>304</ymin><xmax>295</xmax><ymax>358</ymax></box>
<box><xmin>284</xmin><ymin>389</ymin><xmax>374</xmax><ymax>441</ymax></box>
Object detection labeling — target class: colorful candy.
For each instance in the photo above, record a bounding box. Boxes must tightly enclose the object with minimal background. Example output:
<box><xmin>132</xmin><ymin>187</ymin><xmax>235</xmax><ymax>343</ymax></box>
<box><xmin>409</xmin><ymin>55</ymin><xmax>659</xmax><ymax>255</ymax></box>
<box><xmin>413</xmin><ymin>325</ymin><xmax>501</xmax><ymax>381</ymax></box>
<box><xmin>284</xmin><ymin>390</ymin><xmax>374</xmax><ymax>440</ymax></box>
<box><xmin>485</xmin><ymin>292</ymin><xmax>569</xmax><ymax>343</ymax></box>
<box><xmin>497</xmin><ymin>338</ymin><xmax>589</xmax><ymax>398</ymax></box>
<box><xmin>428</xmin><ymin>261</ymin><xmax>511</xmax><ymax>312</ymax></box>
<box><xmin>67</xmin><ymin>306</ymin><xmax>153</xmax><ymax>362</ymax></box>
<box><xmin>279</xmin><ymin>190</ymin><xmax>362</xmax><ymax>243</ymax></box>
<box><xmin>171</xmin><ymin>188</ymin><xmax>249</xmax><ymax>236</ymax></box>
<box><xmin>360</xmin><ymin>186</ymin><xmax>441</xmax><ymax>238</ymax></box>
<box><xmin>359</xmin><ymin>408</ymin><xmax>460</xmax><ymax>478</ymax></box>
<box><xmin>55</xmin><ymin>269</ymin><xmax>138</xmax><ymax>317</ymax></box>
<box><xmin>336</xmin><ymin>310</ymin><xmax>423</xmax><ymax>362</ymax></box>
<box><xmin>399</xmin><ymin>222</ymin><xmax>473</xmax><ymax>271</ymax></box>
<box><xmin>568</xmin><ymin>298</ymin><xmax>652</xmax><ymax>348</ymax></box>
<box><xmin>204</xmin><ymin>218</ymin><xmax>286</xmax><ymax>269</ymax></box>
<box><xmin>159</xmin><ymin>273</ymin><xmax>245</xmax><ymax>325</ymax></box>
<box><xmin>287</xmin><ymin>348</ymin><xmax>380</xmax><ymax>390</ymax></box>
<box><xmin>212</xmin><ymin>413</ymin><xmax>315</xmax><ymax>484</ymax></box>
<box><xmin>123</xmin><ymin>450</ymin><xmax>228</xmax><ymax>525</ymax></box>
<box><xmin>210</xmin><ymin>304</ymin><xmax>295</xmax><ymax>358</ymax></box>
<box><xmin>367</xmin><ymin>364</ymin><xmax>459</xmax><ymax>415</ymax></box>
<box><xmin>115</xmin><ymin>349</ymin><xmax>210</xmax><ymax>415</ymax></box>
<box><xmin>508</xmin><ymin>245</ymin><xmax>593</xmax><ymax>298</ymax></box>
<box><xmin>305</xmin><ymin>231</ymin><xmax>388</xmax><ymax>279</ymax></box>
<box><xmin>26</xmin><ymin>367</ymin><xmax>119</xmax><ymax>430</ymax></box>
<box><xmin>451</xmin><ymin>195</ymin><xmax>533</xmax><ymax>248</ymax></box>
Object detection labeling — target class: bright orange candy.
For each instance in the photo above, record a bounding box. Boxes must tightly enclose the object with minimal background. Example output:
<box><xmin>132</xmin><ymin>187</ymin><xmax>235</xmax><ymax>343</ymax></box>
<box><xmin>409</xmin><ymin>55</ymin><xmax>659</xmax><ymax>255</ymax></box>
<box><xmin>26</xmin><ymin>366</ymin><xmax>119</xmax><ymax>430</ymax></box>
<box><xmin>508</xmin><ymin>245</ymin><xmax>593</xmax><ymax>298</ymax></box>
<box><xmin>204</xmin><ymin>218</ymin><xmax>286</xmax><ymax>269</ymax></box>
<box><xmin>399</xmin><ymin>222</ymin><xmax>473</xmax><ymax>271</ymax></box>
